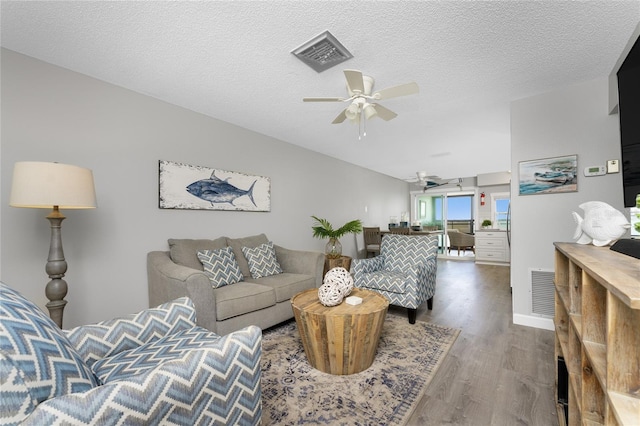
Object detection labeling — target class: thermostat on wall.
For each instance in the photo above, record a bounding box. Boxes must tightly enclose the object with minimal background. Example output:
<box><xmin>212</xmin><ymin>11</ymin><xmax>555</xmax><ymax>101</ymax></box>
<box><xmin>584</xmin><ymin>165</ymin><xmax>606</xmax><ymax>177</ymax></box>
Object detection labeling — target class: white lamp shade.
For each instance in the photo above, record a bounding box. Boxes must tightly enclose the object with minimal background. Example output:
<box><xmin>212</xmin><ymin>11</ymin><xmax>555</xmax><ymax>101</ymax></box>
<box><xmin>10</xmin><ymin>161</ymin><xmax>97</xmax><ymax>209</ymax></box>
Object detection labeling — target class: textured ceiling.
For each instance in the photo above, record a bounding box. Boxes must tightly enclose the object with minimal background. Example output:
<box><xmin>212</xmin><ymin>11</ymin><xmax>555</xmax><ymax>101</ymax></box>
<box><xmin>2</xmin><ymin>1</ymin><xmax>639</xmax><ymax>182</ymax></box>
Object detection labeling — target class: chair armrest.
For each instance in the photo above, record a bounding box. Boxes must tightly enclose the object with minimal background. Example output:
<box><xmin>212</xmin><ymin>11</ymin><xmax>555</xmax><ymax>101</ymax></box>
<box><xmin>415</xmin><ymin>258</ymin><xmax>438</xmax><ymax>293</ymax></box>
<box><xmin>353</xmin><ymin>256</ymin><xmax>384</xmax><ymax>276</ymax></box>
<box><xmin>25</xmin><ymin>326</ymin><xmax>263</xmax><ymax>426</ymax></box>
<box><xmin>274</xmin><ymin>245</ymin><xmax>324</xmax><ymax>287</ymax></box>
<box><xmin>65</xmin><ymin>297</ymin><xmax>197</xmax><ymax>367</ymax></box>
<box><xmin>147</xmin><ymin>251</ymin><xmax>219</xmax><ymax>333</ymax></box>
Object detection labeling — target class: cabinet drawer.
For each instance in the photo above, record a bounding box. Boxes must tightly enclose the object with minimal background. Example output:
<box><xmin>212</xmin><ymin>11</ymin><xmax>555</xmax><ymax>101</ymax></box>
<box><xmin>475</xmin><ymin>249</ymin><xmax>507</xmax><ymax>262</ymax></box>
<box><xmin>476</xmin><ymin>238</ymin><xmax>506</xmax><ymax>249</ymax></box>
<box><xmin>477</xmin><ymin>232</ymin><xmax>503</xmax><ymax>239</ymax></box>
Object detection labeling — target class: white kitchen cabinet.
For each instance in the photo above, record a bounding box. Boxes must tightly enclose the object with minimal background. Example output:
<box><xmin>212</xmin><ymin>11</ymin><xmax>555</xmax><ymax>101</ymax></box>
<box><xmin>475</xmin><ymin>230</ymin><xmax>510</xmax><ymax>265</ymax></box>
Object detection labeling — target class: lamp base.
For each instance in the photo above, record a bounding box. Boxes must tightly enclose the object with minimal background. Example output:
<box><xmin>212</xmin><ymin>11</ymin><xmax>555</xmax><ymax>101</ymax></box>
<box><xmin>45</xmin><ymin>207</ymin><xmax>68</xmax><ymax>328</ymax></box>
<box><xmin>46</xmin><ymin>298</ymin><xmax>68</xmax><ymax>329</ymax></box>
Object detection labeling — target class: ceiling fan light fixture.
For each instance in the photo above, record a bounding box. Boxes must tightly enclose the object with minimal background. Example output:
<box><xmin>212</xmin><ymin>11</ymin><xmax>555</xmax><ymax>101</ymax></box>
<box><xmin>363</xmin><ymin>103</ymin><xmax>377</xmax><ymax>119</ymax></box>
<box><xmin>345</xmin><ymin>103</ymin><xmax>360</xmax><ymax>120</ymax></box>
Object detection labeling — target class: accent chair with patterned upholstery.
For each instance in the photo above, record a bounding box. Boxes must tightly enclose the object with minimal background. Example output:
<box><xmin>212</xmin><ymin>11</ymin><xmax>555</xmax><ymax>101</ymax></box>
<box><xmin>353</xmin><ymin>234</ymin><xmax>438</xmax><ymax>324</ymax></box>
<box><xmin>0</xmin><ymin>282</ymin><xmax>262</xmax><ymax>426</ymax></box>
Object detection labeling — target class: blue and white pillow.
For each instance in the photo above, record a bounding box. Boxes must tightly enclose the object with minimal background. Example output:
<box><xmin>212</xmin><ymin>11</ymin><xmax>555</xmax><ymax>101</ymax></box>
<box><xmin>197</xmin><ymin>247</ymin><xmax>244</xmax><ymax>288</ymax></box>
<box><xmin>241</xmin><ymin>241</ymin><xmax>283</xmax><ymax>279</ymax></box>
<box><xmin>0</xmin><ymin>282</ymin><xmax>99</xmax><ymax>423</ymax></box>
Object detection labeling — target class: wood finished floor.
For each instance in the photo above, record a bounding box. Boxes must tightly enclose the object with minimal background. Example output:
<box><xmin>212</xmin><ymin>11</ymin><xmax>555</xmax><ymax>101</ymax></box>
<box><xmin>398</xmin><ymin>260</ymin><xmax>559</xmax><ymax>426</ymax></box>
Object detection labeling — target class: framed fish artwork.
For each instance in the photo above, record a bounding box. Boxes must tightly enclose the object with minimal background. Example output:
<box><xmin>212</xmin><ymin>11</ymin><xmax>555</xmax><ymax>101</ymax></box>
<box><xmin>159</xmin><ymin>160</ymin><xmax>271</xmax><ymax>212</ymax></box>
<box><xmin>518</xmin><ymin>154</ymin><xmax>578</xmax><ymax>196</ymax></box>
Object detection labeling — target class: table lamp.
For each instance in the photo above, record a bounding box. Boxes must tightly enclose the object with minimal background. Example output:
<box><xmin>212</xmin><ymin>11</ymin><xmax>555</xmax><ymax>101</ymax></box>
<box><xmin>10</xmin><ymin>161</ymin><xmax>97</xmax><ymax>328</ymax></box>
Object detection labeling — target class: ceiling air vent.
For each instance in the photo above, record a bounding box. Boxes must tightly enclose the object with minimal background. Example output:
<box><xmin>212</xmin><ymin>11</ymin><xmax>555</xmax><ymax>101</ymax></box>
<box><xmin>292</xmin><ymin>31</ymin><xmax>353</xmax><ymax>73</ymax></box>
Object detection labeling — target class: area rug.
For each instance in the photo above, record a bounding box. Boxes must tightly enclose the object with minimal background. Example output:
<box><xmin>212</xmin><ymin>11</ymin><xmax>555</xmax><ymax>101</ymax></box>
<box><xmin>260</xmin><ymin>314</ymin><xmax>460</xmax><ymax>425</ymax></box>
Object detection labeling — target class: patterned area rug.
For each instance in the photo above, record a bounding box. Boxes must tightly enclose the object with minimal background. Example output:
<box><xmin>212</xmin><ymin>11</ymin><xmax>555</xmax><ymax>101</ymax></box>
<box><xmin>261</xmin><ymin>313</ymin><xmax>460</xmax><ymax>425</ymax></box>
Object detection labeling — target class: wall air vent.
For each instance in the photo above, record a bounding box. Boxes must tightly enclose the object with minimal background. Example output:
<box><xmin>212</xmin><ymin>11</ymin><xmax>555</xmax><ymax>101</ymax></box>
<box><xmin>292</xmin><ymin>31</ymin><xmax>353</xmax><ymax>73</ymax></box>
<box><xmin>531</xmin><ymin>268</ymin><xmax>555</xmax><ymax>318</ymax></box>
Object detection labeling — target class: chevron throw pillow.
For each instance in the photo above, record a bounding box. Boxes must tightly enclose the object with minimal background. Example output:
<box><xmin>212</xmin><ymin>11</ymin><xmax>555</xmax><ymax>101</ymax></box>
<box><xmin>0</xmin><ymin>282</ymin><xmax>99</xmax><ymax>423</ymax></box>
<box><xmin>242</xmin><ymin>241</ymin><xmax>283</xmax><ymax>279</ymax></box>
<box><xmin>197</xmin><ymin>247</ymin><xmax>244</xmax><ymax>288</ymax></box>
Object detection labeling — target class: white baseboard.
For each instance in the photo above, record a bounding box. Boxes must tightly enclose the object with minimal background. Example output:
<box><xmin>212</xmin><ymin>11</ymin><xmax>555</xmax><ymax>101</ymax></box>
<box><xmin>513</xmin><ymin>313</ymin><xmax>555</xmax><ymax>331</ymax></box>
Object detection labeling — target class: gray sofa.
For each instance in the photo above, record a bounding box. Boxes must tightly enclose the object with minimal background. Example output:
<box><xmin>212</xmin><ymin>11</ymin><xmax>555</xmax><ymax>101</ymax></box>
<box><xmin>148</xmin><ymin>233</ymin><xmax>324</xmax><ymax>335</ymax></box>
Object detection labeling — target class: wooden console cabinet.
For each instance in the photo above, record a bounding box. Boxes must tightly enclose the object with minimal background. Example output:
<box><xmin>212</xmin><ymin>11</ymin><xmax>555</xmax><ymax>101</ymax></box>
<box><xmin>554</xmin><ymin>242</ymin><xmax>639</xmax><ymax>425</ymax></box>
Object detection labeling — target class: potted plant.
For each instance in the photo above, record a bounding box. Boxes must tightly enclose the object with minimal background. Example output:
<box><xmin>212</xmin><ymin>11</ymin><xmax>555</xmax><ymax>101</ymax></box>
<box><xmin>481</xmin><ymin>219</ymin><xmax>492</xmax><ymax>229</ymax></box>
<box><xmin>311</xmin><ymin>216</ymin><xmax>363</xmax><ymax>259</ymax></box>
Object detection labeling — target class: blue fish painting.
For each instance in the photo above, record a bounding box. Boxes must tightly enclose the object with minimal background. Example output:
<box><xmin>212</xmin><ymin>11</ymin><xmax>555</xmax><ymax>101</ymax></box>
<box><xmin>187</xmin><ymin>172</ymin><xmax>257</xmax><ymax>206</ymax></box>
<box><xmin>159</xmin><ymin>160</ymin><xmax>270</xmax><ymax>211</ymax></box>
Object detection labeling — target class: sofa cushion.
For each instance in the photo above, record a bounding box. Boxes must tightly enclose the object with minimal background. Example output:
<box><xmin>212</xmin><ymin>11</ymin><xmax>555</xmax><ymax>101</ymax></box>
<box><xmin>168</xmin><ymin>237</ymin><xmax>227</xmax><ymax>270</ymax></box>
<box><xmin>242</xmin><ymin>241</ymin><xmax>283</xmax><ymax>279</ymax></box>
<box><xmin>91</xmin><ymin>326</ymin><xmax>220</xmax><ymax>384</ymax></box>
<box><xmin>246</xmin><ymin>273</ymin><xmax>316</xmax><ymax>303</ymax></box>
<box><xmin>65</xmin><ymin>297</ymin><xmax>197</xmax><ymax>368</ymax></box>
<box><xmin>0</xmin><ymin>283</ymin><xmax>99</xmax><ymax>421</ymax></box>
<box><xmin>197</xmin><ymin>247</ymin><xmax>244</xmax><ymax>288</ymax></box>
<box><xmin>214</xmin><ymin>282</ymin><xmax>276</xmax><ymax>321</ymax></box>
<box><xmin>226</xmin><ymin>234</ymin><xmax>269</xmax><ymax>277</ymax></box>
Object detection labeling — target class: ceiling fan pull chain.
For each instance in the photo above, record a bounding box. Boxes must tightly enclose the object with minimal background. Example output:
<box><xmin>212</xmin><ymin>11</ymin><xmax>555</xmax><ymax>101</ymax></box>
<box><xmin>362</xmin><ymin>111</ymin><xmax>367</xmax><ymax>138</ymax></box>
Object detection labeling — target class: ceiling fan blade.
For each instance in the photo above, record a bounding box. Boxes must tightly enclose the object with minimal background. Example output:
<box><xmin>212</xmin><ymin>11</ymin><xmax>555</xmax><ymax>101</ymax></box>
<box><xmin>417</xmin><ymin>171</ymin><xmax>439</xmax><ymax>180</ymax></box>
<box><xmin>303</xmin><ymin>97</ymin><xmax>346</xmax><ymax>102</ymax></box>
<box><xmin>372</xmin><ymin>104</ymin><xmax>398</xmax><ymax>121</ymax></box>
<box><xmin>344</xmin><ymin>69</ymin><xmax>364</xmax><ymax>94</ymax></box>
<box><xmin>332</xmin><ymin>109</ymin><xmax>348</xmax><ymax>124</ymax></box>
<box><xmin>373</xmin><ymin>82</ymin><xmax>419</xmax><ymax>100</ymax></box>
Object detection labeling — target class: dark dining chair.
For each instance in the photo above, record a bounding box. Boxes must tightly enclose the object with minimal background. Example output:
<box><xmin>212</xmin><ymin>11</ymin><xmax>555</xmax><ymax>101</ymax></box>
<box><xmin>363</xmin><ymin>227</ymin><xmax>381</xmax><ymax>258</ymax></box>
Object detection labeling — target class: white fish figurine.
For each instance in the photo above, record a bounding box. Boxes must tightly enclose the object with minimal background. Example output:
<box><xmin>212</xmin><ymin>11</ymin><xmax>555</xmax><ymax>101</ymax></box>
<box><xmin>572</xmin><ymin>201</ymin><xmax>630</xmax><ymax>246</ymax></box>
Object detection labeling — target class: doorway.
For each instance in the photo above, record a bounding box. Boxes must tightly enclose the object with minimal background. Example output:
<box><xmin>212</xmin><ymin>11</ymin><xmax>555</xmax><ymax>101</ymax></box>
<box><xmin>413</xmin><ymin>190</ymin><xmax>476</xmax><ymax>258</ymax></box>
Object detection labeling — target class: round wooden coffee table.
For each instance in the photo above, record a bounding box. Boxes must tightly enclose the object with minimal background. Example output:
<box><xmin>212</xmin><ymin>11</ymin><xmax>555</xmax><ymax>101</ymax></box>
<box><xmin>291</xmin><ymin>287</ymin><xmax>389</xmax><ymax>375</ymax></box>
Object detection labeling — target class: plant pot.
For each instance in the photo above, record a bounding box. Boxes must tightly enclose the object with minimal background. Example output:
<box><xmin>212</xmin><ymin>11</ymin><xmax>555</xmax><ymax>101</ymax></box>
<box><xmin>325</xmin><ymin>238</ymin><xmax>342</xmax><ymax>259</ymax></box>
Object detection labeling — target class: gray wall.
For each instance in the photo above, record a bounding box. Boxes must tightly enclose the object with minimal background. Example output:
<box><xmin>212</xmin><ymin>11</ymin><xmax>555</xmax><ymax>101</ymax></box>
<box><xmin>1</xmin><ymin>49</ymin><xmax>410</xmax><ymax>328</ymax></box>
<box><xmin>510</xmin><ymin>76</ymin><xmax>625</xmax><ymax>329</ymax></box>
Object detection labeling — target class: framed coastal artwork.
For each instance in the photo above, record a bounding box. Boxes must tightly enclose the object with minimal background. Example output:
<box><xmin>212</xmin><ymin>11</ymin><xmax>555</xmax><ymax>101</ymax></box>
<box><xmin>518</xmin><ymin>155</ymin><xmax>578</xmax><ymax>196</ymax></box>
<box><xmin>159</xmin><ymin>160</ymin><xmax>271</xmax><ymax>211</ymax></box>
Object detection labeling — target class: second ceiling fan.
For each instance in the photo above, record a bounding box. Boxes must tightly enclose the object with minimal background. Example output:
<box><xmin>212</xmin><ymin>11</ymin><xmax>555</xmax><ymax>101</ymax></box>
<box><xmin>303</xmin><ymin>69</ymin><xmax>419</xmax><ymax>129</ymax></box>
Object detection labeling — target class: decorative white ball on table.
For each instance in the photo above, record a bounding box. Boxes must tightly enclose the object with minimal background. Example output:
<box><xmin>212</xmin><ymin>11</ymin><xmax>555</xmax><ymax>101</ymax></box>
<box><xmin>318</xmin><ymin>267</ymin><xmax>354</xmax><ymax>307</ymax></box>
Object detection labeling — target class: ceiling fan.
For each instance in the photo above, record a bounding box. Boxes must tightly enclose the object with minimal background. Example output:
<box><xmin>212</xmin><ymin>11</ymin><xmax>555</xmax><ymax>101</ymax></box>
<box><xmin>407</xmin><ymin>172</ymin><xmax>463</xmax><ymax>192</ymax></box>
<box><xmin>303</xmin><ymin>69</ymin><xmax>418</xmax><ymax>137</ymax></box>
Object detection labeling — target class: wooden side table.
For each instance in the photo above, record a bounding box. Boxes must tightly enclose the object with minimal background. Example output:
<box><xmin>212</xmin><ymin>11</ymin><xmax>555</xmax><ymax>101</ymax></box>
<box><xmin>323</xmin><ymin>255</ymin><xmax>352</xmax><ymax>276</ymax></box>
<box><xmin>291</xmin><ymin>288</ymin><xmax>388</xmax><ymax>375</ymax></box>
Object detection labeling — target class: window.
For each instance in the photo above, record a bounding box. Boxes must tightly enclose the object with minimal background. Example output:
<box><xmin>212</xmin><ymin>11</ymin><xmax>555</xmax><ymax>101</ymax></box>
<box><xmin>491</xmin><ymin>192</ymin><xmax>510</xmax><ymax>230</ymax></box>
